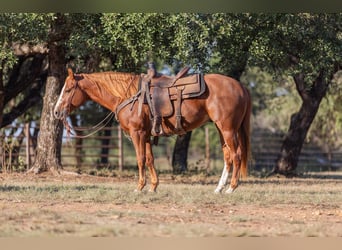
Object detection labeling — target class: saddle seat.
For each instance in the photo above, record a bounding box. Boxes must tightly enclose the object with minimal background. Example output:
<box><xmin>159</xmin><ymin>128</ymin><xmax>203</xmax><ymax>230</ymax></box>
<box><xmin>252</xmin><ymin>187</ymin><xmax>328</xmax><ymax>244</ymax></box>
<box><xmin>150</xmin><ymin>66</ymin><xmax>190</xmax><ymax>88</ymax></box>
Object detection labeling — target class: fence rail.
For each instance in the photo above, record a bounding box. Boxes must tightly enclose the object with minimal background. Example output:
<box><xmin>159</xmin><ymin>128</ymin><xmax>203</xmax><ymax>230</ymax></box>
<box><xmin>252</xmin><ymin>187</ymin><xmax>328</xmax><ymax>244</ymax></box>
<box><xmin>1</xmin><ymin>124</ymin><xmax>342</xmax><ymax>173</ymax></box>
<box><xmin>251</xmin><ymin>130</ymin><xmax>342</xmax><ymax>171</ymax></box>
<box><xmin>0</xmin><ymin>124</ymin><xmax>123</xmax><ymax>172</ymax></box>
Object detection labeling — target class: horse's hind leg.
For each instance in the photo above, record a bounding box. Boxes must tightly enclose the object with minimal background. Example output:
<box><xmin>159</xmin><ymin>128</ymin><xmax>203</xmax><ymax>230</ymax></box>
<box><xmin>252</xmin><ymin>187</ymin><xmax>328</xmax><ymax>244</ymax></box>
<box><xmin>214</xmin><ymin>144</ymin><xmax>232</xmax><ymax>193</ymax></box>
<box><xmin>214</xmin><ymin>126</ymin><xmax>233</xmax><ymax>193</ymax></box>
<box><xmin>214</xmin><ymin>163</ymin><xmax>228</xmax><ymax>193</ymax></box>
<box><xmin>145</xmin><ymin>140</ymin><xmax>159</xmax><ymax>192</ymax></box>
<box><xmin>224</xmin><ymin>132</ymin><xmax>242</xmax><ymax>193</ymax></box>
<box><xmin>216</xmin><ymin>122</ymin><xmax>242</xmax><ymax>193</ymax></box>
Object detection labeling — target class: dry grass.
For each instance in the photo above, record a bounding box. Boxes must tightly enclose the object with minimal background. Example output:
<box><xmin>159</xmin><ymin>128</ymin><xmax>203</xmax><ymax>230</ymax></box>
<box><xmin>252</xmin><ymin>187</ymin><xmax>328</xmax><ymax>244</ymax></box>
<box><xmin>0</xmin><ymin>172</ymin><xmax>342</xmax><ymax>237</ymax></box>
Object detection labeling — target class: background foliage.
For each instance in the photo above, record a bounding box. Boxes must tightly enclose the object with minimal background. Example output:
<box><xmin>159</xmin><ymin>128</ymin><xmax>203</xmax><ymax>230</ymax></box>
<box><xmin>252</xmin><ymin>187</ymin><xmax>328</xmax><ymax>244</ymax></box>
<box><xmin>0</xmin><ymin>13</ymin><xmax>341</xmax><ymax>172</ymax></box>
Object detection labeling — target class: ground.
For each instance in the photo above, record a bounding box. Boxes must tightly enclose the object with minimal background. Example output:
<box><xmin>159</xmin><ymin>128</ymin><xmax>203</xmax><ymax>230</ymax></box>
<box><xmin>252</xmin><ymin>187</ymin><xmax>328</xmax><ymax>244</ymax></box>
<box><xmin>0</xmin><ymin>171</ymin><xmax>342</xmax><ymax>237</ymax></box>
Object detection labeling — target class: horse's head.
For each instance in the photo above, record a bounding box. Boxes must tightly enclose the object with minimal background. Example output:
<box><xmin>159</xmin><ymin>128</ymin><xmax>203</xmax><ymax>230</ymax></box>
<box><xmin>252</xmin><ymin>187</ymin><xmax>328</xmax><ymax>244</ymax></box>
<box><xmin>54</xmin><ymin>68</ymin><xmax>89</xmax><ymax>120</ymax></box>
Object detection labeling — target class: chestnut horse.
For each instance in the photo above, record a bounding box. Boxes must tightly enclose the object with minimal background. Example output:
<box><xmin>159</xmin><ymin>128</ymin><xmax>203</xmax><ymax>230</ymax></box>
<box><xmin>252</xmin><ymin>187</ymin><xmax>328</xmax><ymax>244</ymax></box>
<box><xmin>54</xmin><ymin>68</ymin><xmax>251</xmax><ymax>193</ymax></box>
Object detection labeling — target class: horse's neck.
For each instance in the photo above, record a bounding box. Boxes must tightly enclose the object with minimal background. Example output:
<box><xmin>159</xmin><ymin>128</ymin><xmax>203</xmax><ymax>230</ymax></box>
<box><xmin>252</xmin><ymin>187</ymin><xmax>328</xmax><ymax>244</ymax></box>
<box><xmin>80</xmin><ymin>77</ymin><xmax>121</xmax><ymax>112</ymax></box>
<box><xmin>81</xmin><ymin>72</ymin><xmax>139</xmax><ymax>111</ymax></box>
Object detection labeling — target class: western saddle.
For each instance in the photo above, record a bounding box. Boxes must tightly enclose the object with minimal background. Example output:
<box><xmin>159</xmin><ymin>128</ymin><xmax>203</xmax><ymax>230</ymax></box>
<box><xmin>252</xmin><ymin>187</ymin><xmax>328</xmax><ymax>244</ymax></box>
<box><xmin>138</xmin><ymin>62</ymin><xmax>206</xmax><ymax>136</ymax></box>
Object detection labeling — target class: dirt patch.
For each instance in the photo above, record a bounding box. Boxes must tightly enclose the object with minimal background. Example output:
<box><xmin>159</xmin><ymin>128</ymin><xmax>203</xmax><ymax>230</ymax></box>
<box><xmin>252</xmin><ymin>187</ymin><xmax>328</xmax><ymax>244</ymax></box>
<box><xmin>1</xmin><ymin>172</ymin><xmax>342</xmax><ymax>236</ymax></box>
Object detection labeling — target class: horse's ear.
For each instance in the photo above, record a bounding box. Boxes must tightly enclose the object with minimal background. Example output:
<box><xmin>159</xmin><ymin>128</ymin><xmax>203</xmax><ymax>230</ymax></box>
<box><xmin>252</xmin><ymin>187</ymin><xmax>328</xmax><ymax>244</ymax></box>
<box><xmin>67</xmin><ymin>68</ymin><xmax>74</xmax><ymax>79</ymax></box>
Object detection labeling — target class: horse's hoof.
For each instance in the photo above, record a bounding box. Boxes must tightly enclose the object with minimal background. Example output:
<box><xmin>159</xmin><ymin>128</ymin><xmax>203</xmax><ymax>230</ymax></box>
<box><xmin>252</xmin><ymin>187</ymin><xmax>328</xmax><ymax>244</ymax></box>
<box><xmin>148</xmin><ymin>189</ymin><xmax>156</xmax><ymax>193</ymax></box>
<box><xmin>225</xmin><ymin>187</ymin><xmax>235</xmax><ymax>194</ymax></box>
<box><xmin>214</xmin><ymin>188</ymin><xmax>222</xmax><ymax>194</ymax></box>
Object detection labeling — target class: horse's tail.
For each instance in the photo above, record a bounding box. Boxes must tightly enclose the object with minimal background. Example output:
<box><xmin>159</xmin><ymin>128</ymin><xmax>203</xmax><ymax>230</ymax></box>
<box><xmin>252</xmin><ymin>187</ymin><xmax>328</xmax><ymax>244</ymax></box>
<box><xmin>239</xmin><ymin>86</ymin><xmax>252</xmax><ymax>178</ymax></box>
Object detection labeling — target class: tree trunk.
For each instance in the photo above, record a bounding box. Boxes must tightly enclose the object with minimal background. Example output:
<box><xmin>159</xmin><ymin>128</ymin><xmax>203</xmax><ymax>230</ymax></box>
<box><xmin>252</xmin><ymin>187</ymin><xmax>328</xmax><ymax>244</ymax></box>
<box><xmin>171</xmin><ymin>131</ymin><xmax>192</xmax><ymax>173</ymax></box>
<box><xmin>273</xmin><ymin>72</ymin><xmax>329</xmax><ymax>176</ymax></box>
<box><xmin>0</xmin><ymin>65</ymin><xmax>4</xmax><ymax>127</ymax></box>
<box><xmin>29</xmin><ymin>14</ymin><xmax>70</xmax><ymax>174</ymax></box>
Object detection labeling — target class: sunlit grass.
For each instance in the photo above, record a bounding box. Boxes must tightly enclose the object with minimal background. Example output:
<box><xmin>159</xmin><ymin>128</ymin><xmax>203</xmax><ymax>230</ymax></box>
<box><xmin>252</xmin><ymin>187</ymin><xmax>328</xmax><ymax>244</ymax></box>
<box><xmin>0</xmin><ymin>173</ymin><xmax>341</xmax><ymax>237</ymax></box>
<box><xmin>1</xmin><ymin>177</ymin><xmax>341</xmax><ymax>206</ymax></box>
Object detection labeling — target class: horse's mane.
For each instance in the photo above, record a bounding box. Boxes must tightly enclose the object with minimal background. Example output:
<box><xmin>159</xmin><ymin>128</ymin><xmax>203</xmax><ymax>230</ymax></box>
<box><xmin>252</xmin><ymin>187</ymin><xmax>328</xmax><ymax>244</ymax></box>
<box><xmin>81</xmin><ymin>72</ymin><xmax>140</xmax><ymax>99</ymax></box>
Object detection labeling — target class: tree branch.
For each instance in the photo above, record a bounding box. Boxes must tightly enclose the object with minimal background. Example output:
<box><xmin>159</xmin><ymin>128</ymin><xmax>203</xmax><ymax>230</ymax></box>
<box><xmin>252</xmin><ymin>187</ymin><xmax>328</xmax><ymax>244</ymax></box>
<box><xmin>293</xmin><ymin>73</ymin><xmax>306</xmax><ymax>101</ymax></box>
<box><xmin>4</xmin><ymin>54</ymin><xmax>46</xmax><ymax>105</ymax></box>
<box><xmin>1</xmin><ymin>82</ymin><xmax>43</xmax><ymax>127</ymax></box>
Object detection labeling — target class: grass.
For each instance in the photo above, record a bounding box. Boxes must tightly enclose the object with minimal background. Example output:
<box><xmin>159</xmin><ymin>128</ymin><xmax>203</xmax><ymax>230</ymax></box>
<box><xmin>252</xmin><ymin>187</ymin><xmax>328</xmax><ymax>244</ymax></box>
<box><xmin>0</xmin><ymin>172</ymin><xmax>342</xmax><ymax>236</ymax></box>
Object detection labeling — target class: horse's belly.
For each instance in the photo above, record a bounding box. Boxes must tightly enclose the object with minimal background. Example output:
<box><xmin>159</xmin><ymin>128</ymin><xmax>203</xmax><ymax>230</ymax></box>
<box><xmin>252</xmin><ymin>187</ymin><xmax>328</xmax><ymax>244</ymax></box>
<box><xmin>161</xmin><ymin>99</ymin><xmax>210</xmax><ymax>134</ymax></box>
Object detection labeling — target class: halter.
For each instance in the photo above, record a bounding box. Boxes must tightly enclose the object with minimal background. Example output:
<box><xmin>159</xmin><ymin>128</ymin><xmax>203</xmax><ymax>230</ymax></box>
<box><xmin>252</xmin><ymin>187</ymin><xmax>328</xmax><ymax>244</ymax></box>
<box><xmin>65</xmin><ymin>79</ymin><xmax>79</xmax><ymax>114</ymax></box>
<box><xmin>62</xmin><ymin>77</ymin><xmax>115</xmax><ymax>138</ymax></box>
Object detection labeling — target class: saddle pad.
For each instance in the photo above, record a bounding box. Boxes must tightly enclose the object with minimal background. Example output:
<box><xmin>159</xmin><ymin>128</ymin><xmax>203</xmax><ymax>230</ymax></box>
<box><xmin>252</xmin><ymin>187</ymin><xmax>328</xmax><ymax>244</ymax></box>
<box><xmin>173</xmin><ymin>74</ymin><xmax>198</xmax><ymax>87</ymax></box>
<box><xmin>169</xmin><ymin>74</ymin><xmax>201</xmax><ymax>98</ymax></box>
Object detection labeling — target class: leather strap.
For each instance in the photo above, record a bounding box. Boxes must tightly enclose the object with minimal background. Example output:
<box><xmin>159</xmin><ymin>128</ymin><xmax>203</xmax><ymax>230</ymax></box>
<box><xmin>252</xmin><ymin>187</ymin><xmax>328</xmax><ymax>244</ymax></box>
<box><xmin>175</xmin><ymin>86</ymin><xmax>186</xmax><ymax>134</ymax></box>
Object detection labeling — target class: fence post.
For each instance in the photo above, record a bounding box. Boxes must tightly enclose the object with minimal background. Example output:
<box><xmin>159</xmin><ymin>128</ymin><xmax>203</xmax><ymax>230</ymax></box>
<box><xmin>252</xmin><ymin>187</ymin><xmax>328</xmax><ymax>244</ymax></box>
<box><xmin>25</xmin><ymin>123</ymin><xmax>31</xmax><ymax>169</ymax></box>
<box><xmin>118</xmin><ymin>126</ymin><xmax>123</xmax><ymax>171</ymax></box>
<box><xmin>205</xmin><ymin>126</ymin><xmax>210</xmax><ymax>173</ymax></box>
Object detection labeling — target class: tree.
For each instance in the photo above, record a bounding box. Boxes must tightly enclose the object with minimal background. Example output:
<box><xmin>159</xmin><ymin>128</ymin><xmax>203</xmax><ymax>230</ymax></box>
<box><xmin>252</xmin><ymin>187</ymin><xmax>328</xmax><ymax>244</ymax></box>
<box><xmin>100</xmin><ymin>13</ymin><xmax>212</xmax><ymax>71</ymax></box>
<box><xmin>248</xmin><ymin>14</ymin><xmax>341</xmax><ymax>175</ymax></box>
<box><xmin>2</xmin><ymin>13</ymin><xmax>340</xmax><ymax>176</ymax></box>
<box><xmin>30</xmin><ymin>13</ymin><xmax>71</xmax><ymax>173</ymax></box>
<box><xmin>308</xmin><ymin>71</ymin><xmax>342</xmax><ymax>164</ymax></box>
<box><xmin>0</xmin><ymin>14</ymin><xmax>48</xmax><ymax>128</ymax></box>
<box><xmin>2</xmin><ymin>13</ymin><xmax>215</xmax><ymax>173</ymax></box>
<box><xmin>0</xmin><ymin>14</ymin><xmax>49</xmax><ymax>170</ymax></box>
<box><xmin>172</xmin><ymin>14</ymin><xmax>342</xmax><ymax>176</ymax></box>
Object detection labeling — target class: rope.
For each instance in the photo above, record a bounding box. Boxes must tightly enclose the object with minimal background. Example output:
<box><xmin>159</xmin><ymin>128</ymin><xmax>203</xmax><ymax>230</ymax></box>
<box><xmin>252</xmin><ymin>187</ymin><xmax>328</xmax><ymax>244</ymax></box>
<box><xmin>67</xmin><ymin>112</ymin><xmax>115</xmax><ymax>139</ymax></box>
<box><xmin>72</xmin><ymin>111</ymin><xmax>114</xmax><ymax>132</ymax></box>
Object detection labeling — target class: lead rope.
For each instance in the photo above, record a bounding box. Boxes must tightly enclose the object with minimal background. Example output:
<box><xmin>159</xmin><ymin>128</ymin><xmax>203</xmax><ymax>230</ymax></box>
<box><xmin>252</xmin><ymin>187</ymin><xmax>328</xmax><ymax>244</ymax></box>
<box><xmin>66</xmin><ymin>111</ymin><xmax>115</xmax><ymax>139</ymax></box>
<box><xmin>62</xmin><ymin>77</ymin><xmax>116</xmax><ymax>139</ymax></box>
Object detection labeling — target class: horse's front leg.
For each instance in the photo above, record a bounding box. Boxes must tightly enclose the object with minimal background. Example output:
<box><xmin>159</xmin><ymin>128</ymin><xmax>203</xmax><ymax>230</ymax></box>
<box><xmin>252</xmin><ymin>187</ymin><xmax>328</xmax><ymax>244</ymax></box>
<box><xmin>130</xmin><ymin>130</ymin><xmax>148</xmax><ymax>192</ymax></box>
<box><xmin>145</xmin><ymin>140</ymin><xmax>159</xmax><ymax>192</ymax></box>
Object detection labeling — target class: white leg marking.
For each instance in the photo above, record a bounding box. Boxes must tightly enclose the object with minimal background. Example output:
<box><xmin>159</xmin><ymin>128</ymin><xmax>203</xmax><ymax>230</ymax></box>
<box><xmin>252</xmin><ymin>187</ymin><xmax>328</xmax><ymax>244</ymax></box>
<box><xmin>225</xmin><ymin>186</ymin><xmax>235</xmax><ymax>194</ymax></box>
<box><xmin>214</xmin><ymin>163</ymin><xmax>229</xmax><ymax>193</ymax></box>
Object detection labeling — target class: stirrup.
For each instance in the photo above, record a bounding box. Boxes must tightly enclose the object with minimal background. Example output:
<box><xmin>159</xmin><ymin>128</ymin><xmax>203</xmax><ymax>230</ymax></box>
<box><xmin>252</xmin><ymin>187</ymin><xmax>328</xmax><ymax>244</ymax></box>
<box><xmin>175</xmin><ymin>115</ymin><xmax>186</xmax><ymax>135</ymax></box>
<box><xmin>151</xmin><ymin>116</ymin><xmax>164</xmax><ymax>136</ymax></box>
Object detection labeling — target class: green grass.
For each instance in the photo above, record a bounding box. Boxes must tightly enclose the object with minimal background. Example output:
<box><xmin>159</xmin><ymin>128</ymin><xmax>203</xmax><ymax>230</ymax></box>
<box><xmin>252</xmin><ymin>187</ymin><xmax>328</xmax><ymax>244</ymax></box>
<box><xmin>1</xmin><ymin>177</ymin><xmax>341</xmax><ymax>206</ymax></box>
<box><xmin>0</xmin><ymin>173</ymin><xmax>342</xmax><ymax>237</ymax></box>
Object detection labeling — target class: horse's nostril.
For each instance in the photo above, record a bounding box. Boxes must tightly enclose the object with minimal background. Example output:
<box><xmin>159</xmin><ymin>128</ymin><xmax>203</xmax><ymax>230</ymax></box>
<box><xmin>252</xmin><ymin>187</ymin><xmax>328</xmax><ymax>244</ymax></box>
<box><xmin>54</xmin><ymin>110</ymin><xmax>60</xmax><ymax>119</ymax></box>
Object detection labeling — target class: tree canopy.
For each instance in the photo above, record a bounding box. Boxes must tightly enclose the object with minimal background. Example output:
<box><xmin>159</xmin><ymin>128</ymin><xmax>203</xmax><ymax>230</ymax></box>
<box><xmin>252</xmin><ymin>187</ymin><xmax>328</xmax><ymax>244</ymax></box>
<box><xmin>0</xmin><ymin>13</ymin><xmax>341</xmax><ymax>174</ymax></box>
